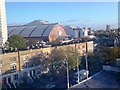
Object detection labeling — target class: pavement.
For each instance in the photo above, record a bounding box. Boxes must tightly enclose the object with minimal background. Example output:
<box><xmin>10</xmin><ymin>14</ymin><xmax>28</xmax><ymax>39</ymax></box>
<box><xmin>70</xmin><ymin>70</ymin><xmax>120</xmax><ymax>88</ymax></box>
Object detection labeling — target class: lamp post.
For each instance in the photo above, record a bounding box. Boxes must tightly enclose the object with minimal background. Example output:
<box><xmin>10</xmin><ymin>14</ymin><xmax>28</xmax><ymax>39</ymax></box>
<box><xmin>77</xmin><ymin>49</ymin><xmax>80</xmax><ymax>83</ymax></box>
<box><xmin>66</xmin><ymin>60</ymin><xmax>69</xmax><ymax>89</ymax></box>
<box><xmin>77</xmin><ymin>56</ymin><xmax>80</xmax><ymax>84</ymax></box>
<box><xmin>85</xmin><ymin>42</ymin><xmax>89</xmax><ymax>79</ymax></box>
<box><xmin>64</xmin><ymin>55</ymin><xmax>70</xmax><ymax>89</ymax></box>
<box><xmin>17</xmin><ymin>49</ymin><xmax>21</xmax><ymax>71</ymax></box>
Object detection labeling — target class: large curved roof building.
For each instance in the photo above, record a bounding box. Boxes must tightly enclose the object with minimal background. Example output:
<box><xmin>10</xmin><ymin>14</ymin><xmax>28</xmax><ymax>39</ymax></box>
<box><xmin>8</xmin><ymin>20</ymin><xmax>67</xmax><ymax>44</ymax></box>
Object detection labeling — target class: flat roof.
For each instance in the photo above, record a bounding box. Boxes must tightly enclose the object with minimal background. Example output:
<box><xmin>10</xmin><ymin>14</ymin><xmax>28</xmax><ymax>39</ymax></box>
<box><xmin>71</xmin><ymin>70</ymin><xmax>119</xmax><ymax>88</ymax></box>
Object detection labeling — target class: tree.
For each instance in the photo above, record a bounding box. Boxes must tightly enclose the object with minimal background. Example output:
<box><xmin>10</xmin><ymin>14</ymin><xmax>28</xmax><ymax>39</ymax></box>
<box><xmin>106</xmin><ymin>47</ymin><xmax>120</xmax><ymax>62</ymax></box>
<box><xmin>64</xmin><ymin>46</ymin><xmax>80</xmax><ymax>70</ymax></box>
<box><xmin>2</xmin><ymin>41</ymin><xmax>9</xmax><ymax>53</ymax></box>
<box><xmin>48</xmin><ymin>46</ymin><xmax>80</xmax><ymax>77</ymax></box>
<box><xmin>99</xmin><ymin>46</ymin><xmax>120</xmax><ymax>64</ymax></box>
<box><xmin>8</xmin><ymin>35</ymin><xmax>26</xmax><ymax>50</ymax></box>
<box><xmin>22</xmin><ymin>52</ymin><xmax>47</xmax><ymax>69</ymax></box>
<box><xmin>48</xmin><ymin>48</ymin><xmax>67</xmax><ymax>76</ymax></box>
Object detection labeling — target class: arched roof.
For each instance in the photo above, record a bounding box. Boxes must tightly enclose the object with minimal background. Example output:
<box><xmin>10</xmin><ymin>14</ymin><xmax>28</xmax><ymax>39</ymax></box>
<box><xmin>8</xmin><ymin>23</ymin><xmax>59</xmax><ymax>38</ymax></box>
<box><xmin>30</xmin><ymin>25</ymin><xmax>49</xmax><ymax>37</ymax></box>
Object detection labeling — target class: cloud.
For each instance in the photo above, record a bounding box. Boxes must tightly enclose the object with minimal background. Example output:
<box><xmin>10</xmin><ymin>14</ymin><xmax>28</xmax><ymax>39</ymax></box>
<box><xmin>59</xmin><ymin>19</ymin><xmax>81</xmax><ymax>23</ymax></box>
<box><xmin>65</xmin><ymin>19</ymin><xmax>81</xmax><ymax>23</ymax></box>
<box><xmin>59</xmin><ymin>19</ymin><xmax>93</xmax><ymax>24</ymax></box>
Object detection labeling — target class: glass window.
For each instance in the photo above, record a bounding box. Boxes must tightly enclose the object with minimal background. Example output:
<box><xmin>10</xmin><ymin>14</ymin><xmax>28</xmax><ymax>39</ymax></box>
<box><xmin>82</xmin><ymin>46</ymin><xmax>85</xmax><ymax>48</ymax></box>
<box><xmin>10</xmin><ymin>57</ymin><xmax>17</xmax><ymax>63</ymax></box>
<box><xmin>58</xmin><ymin>30</ymin><xmax>62</xmax><ymax>36</ymax></box>
<box><xmin>0</xmin><ymin>60</ymin><xmax>2</xmax><ymax>64</ymax></box>
<box><xmin>11</xmin><ymin>65</ymin><xmax>16</xmax><ymax>71</ymax></box>
<box><xmin>14</xmin><ymin>74</ymin><xmax>18</xmax><ymax>80</ymax></box>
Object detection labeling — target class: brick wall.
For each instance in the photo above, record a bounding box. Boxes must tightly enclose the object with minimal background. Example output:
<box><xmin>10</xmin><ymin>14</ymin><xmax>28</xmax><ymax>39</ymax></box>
<box><xmin>49</xmin><ymin>24</ymin><xmax>67</xmax><ymax>42</ymax></box>
<box><xmin>0</xmin><ymin>41</ymin><xmax>93</xmax><ymax>75</ymax></box>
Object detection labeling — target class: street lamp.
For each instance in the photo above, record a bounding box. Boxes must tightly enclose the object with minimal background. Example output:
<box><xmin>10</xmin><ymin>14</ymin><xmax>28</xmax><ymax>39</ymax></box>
<box><xmin>64</xmin><ymin>55</ymin><xmax>70</xmax><ymax>89</ymax></box>
<box><xmin>17</xmin><ymin>49</ymin><xmax>21</xmax><ymax>71</ymax></box>
<box><xmin>85</xmin><ymin>42</ymin><xmax>89</xmax><ymax>79</ymax></box>
<box><xmin>77</xmin><ymin>49</ymin><xmax>80</xmax><ymax>84</ymax></box>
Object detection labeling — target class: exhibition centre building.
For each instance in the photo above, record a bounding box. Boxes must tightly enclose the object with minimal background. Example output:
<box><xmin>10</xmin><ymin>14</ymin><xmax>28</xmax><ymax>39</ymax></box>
<box><xmin>8</xmin><ymin>20</ymin><xmax>68</xmax><ymax>44</ymax></box>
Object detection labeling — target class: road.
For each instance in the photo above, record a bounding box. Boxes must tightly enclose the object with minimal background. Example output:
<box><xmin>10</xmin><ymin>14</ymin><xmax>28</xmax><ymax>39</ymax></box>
<box><xmin>71</xmin><ymin>70</ymin><xmax>119</xmax><ymax>88</ymax></box>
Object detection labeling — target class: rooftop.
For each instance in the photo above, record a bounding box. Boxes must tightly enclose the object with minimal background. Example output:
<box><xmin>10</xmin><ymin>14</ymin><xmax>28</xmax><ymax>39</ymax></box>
<box><xmin>7</xmin><ymin>20</ymin><xmax>59</xmax><ymax>37</ymax></box>
<box><xmin>71</xmin><ymin>70</ymin><xmax>120</xmax><ymax>88</ymax></box>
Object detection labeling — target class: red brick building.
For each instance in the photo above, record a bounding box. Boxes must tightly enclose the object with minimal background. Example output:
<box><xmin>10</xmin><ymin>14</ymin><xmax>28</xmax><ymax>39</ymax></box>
<box><xmin>8</xmin><ymin>20</ymin><xmax>67</xmax><ymax>45</ymax></box>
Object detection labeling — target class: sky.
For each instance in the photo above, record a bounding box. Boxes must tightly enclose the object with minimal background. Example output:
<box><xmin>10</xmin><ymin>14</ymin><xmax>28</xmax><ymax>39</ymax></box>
<box><xmin>6</xmin><ymin>2</ymin><xmax>118</xmax><ymax>30</ymax></box>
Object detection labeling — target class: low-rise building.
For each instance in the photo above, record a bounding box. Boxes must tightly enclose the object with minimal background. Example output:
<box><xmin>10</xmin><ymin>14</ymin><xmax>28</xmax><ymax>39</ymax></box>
<box><xmin>65</xmin><ymin>25</ymin><xmax>89</xmax><ymax>39</ymax></box>
<box><xmin>0</xmin><ymin>41</ymin><xmax>94</xmax><ymax>88</ymax></box>
<box><xmin>0</xmin><ymin>41</ymin><xmax>94</xmax><ymax>75</ymax></box>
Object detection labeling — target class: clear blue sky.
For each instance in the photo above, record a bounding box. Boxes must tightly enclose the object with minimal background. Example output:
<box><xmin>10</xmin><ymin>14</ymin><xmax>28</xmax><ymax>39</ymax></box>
<box><xmin>6</xmin><ymin>2</ymin><xmax>118</xmax><ymax>29</ymax></box>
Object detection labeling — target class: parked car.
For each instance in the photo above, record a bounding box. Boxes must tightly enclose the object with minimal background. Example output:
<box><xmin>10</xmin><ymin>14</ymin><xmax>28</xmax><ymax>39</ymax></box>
<box><xmin>73</xmin><ymin>69</ymin><xmax>89</xmax><ymax>81</ymax></box>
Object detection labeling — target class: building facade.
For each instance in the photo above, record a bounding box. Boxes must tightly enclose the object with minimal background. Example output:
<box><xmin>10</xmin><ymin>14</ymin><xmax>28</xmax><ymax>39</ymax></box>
<box><xmin>0</xmin><ymin>0</ymin><xmax>8</xmax><ymax>48</ymax></box>
<box><xmin>0</xmin><ymin>41</ymin><xmax>93</xmax><ymax>75</ymax></box>
<box><xmin>0</xmin><ymin>41</ymin><xmax>93</xmax><ymax>88</ymax></box>
<box><xmin>8</xmin><ymin>20</ymin><xmax>67</xmax><ymax>45</ymax></box>
<box><xmin>65</xmin><ymin>26</ymin><xmax>89</xmax><ymax>38</ymax></box>
<box><xmin>106</xmin><ymin>25</ymin><xmax>110</xmax><ymax>31</ymax></box>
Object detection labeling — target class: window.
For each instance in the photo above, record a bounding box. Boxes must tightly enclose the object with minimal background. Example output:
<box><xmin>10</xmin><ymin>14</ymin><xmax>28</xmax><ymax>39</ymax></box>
<box><xmin>23</xmin><ymin>62</ymin><xmax>29</xmax><ymax>68</ymax></box>
<box><xmin>26</xmin><ymin>63</ymin><xmax>29</xmax><ymax>67</ymax></box>
<box><xmin>14</xmin><ymin>74</ymin><xmax>18</xmax><ymax>80</ymax></box>
<box><xmin>26</xmin><ymin>55</ymin><xmax>29</xmax><ymax>60</ymax></box>
<box><xmin>58</xmin><ymin>30</ymin><xmax>62</xmax><ymax>36</ymax></box>
<box><xmin>8</xmin><ymin>76</ymin><xmax>11</xmax><ymax>83</ymax></box>
<box><xmin>3</xmin><ymin>77</ymin><xmax>7</xmax><ymax>84</ymax></box>
<box><xmin>0</xmin><ymin>67</ymin><xmax>2</xmax><ymax>74</ymax></box>
<box><xmin>82</xmin><ymin>46</ymin><xmax>85</xmax><ymax>48</ymax></box>
<box><xmin>10</xmin><ymin>57</ymin><xmax>17</xmax><ymax>63</ymax></box>
<box><xmin>23</xmin><ymin>55</ymin><xmax>30</xmax><ymax>64</ymax></box>
<box><xmin>44</xmin><ymin>52</ymin><xmax>48</xmax><ymax>55</ymax></box>
<box><xmin>23</xmin><ymin>55</ymin><xmax>25</xmax><ymax>61</ymax></box>
<box><xmin>78</xmin><ymin>31</ymin><xmax>81</xmax><ymax>37</ymax></box>
<box><xmin>0</xmin><ymin>60</ymin><xmax>2</xmax><ymax>64</ymax></box>
<box><xmin>11</xmin><ymin>65</ymin><xmax>16</xmax><ymax>71</ymax></box>
<box><xmin>83</xmin><ymin>50</ymin><xmax>86</xmax><ymax>54</ymax></box>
